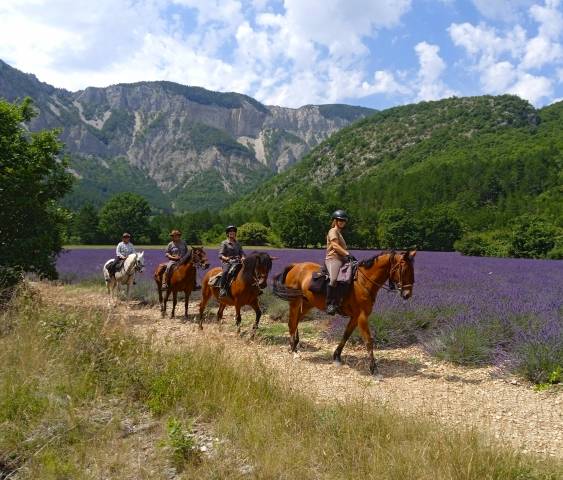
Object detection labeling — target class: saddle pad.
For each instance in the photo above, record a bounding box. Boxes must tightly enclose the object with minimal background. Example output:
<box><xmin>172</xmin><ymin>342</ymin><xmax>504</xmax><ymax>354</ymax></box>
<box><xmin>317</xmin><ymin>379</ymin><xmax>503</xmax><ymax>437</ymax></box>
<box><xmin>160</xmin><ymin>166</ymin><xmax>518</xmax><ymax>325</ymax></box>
<box><xmin>309</xmin><ymin>271</ymin><xmax>328</xmax><ymax>294</ymax></box>
<box><xmin>209</xmin><ymin>273</ymin><xmax>222</xmax><ymax>287</ymax></box>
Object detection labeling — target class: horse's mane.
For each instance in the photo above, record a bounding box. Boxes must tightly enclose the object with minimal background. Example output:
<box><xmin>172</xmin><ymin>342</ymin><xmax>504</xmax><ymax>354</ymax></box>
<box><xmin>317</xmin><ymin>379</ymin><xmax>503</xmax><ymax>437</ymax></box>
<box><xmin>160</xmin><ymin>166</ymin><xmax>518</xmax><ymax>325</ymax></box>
<box><xmin>242</xmin><ymin>252</ymin><xmax>272</xmax><ymax>284</ymax></box>
<box><xmin>358</xmin><ymin>250</ymin><xmax>395</xmax><ymax>269</ymax></box>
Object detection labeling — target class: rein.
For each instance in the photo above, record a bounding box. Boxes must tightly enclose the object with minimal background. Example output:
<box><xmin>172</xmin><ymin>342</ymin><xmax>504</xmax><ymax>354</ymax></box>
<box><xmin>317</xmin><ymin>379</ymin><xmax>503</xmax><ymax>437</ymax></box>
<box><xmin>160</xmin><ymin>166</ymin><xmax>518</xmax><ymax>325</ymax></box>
<box><xmin>355</xmin><ymin>253</ymin><xmax>413</xmax><ymax>298</ymax></box>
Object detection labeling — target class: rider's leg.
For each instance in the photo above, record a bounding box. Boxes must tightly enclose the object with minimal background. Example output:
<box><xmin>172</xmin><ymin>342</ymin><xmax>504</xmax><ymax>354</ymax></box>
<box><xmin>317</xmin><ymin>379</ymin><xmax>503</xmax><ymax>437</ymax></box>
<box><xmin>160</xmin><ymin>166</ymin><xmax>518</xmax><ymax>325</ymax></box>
<box><xmin>162</xmin><ymin>261</ymin><xmax>175</xmax><ymax>289</ymax></box>
<box><xmin>325</xmin><ymin>258</ymin><xmax>343</xmax><ymax>315</ymax></box>
<box><xmin>219</xmin><ymin>262</ymin><xmax>230</xmax><ymax>297</ymax></box>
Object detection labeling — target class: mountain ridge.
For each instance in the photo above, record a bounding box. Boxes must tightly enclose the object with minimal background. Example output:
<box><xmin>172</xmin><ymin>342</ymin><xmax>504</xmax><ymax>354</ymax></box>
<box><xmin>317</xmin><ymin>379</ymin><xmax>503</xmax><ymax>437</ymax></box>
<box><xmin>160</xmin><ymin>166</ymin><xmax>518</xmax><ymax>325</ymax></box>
<box><xmin>0</xmin><ymin>59</ymin><xmax>375</xmax><ymax>211</ymax></box>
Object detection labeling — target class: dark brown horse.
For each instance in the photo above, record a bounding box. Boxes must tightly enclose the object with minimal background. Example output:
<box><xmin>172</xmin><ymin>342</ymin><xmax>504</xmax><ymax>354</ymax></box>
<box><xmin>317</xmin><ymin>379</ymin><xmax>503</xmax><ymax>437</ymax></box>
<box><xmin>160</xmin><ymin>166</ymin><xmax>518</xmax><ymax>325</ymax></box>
<box><xmin>154</xmin><ymin>247</ymin><xmax>210</xmax><ymax>319</ymax></box>
<box><xmin>198</xmin><ymin>252</ymin><xmax>273</xmax><ymax>334</ymax></box>
<box><xmin>273</xmin><ymin>250</ymin><xmax>416</xmax><ymax>376</ymax></box>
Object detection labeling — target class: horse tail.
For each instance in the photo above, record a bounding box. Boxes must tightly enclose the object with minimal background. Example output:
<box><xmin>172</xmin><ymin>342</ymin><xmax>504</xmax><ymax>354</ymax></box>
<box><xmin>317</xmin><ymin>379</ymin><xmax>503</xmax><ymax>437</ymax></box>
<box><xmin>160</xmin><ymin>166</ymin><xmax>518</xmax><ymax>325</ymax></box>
<box><xmin>272</xmin><ymin>264</ymin><xmax>303</xmax><ymax>301</ymax></box>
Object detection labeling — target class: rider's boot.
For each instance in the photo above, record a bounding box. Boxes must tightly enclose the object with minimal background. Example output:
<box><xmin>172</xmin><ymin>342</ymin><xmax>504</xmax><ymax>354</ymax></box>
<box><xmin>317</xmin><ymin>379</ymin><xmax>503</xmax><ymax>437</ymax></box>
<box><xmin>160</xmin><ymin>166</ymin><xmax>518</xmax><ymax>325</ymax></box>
<box><xmin>388</xmin><ymin>280</ymin><xmax>396</xmax><ymax>291</ymax></box>
<box><xmin>326</xmin><ymin>285</ymin><xmax>338</xmax><ymax>316</ymax></box>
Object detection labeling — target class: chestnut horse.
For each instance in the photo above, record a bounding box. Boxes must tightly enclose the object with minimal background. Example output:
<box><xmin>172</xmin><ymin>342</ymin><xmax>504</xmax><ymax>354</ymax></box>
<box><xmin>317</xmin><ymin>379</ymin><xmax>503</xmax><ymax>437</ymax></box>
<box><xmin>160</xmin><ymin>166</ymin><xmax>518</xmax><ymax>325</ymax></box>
<box><xmin>198</xmin><ymin>252</ymin><xmax>273</xmax><ymax>334</ymax></box>
<box><xmin>273</xmin><ymin>250</ymin><xmax>416</xmax><ymax>376</ymax></box>
<box><xmin>154</xmin><ymin>247</ymin><xmax>210</xmax><ymax>319</ymax></box>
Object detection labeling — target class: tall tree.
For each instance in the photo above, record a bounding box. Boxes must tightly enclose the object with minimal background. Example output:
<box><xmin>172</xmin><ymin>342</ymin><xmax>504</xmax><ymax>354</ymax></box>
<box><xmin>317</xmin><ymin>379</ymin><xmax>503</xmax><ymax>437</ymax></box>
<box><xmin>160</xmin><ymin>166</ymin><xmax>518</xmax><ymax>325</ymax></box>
<box><xmin>98</xmin><ymin>193</ymin><xmax>152</xmax><ymax>243</ymax></box>
<box><xmin>0</xmin><ymin>98</ymin><xmax>73</xmax><ymax>285</ymax></box>
<box><xmin>73</xmin><ymin>204</ymin><xmax>101</xmax><ymax>244</ymax></box>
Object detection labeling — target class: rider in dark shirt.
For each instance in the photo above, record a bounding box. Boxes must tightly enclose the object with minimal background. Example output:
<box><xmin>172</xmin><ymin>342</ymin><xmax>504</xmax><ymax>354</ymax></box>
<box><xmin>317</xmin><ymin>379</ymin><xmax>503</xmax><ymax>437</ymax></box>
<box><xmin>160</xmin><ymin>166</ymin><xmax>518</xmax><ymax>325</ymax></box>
<box><xmin>162</xmin><ymin>229</ymin><xmax>191</xmax><ymax>289</ymax></box>
<box><xmin>218</xmin><ymin>225</ymin><xmax>245</xmax><ymax>297</ymax></box>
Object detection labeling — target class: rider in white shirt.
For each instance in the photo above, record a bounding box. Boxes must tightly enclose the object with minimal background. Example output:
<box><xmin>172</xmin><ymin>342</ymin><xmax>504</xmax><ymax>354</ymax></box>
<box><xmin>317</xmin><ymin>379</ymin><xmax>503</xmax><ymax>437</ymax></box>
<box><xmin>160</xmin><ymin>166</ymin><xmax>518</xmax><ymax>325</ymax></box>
<box><xmin>109</xmin><ymin>233</ymin><xmax>136</xmax><ymax>275</ymax></box>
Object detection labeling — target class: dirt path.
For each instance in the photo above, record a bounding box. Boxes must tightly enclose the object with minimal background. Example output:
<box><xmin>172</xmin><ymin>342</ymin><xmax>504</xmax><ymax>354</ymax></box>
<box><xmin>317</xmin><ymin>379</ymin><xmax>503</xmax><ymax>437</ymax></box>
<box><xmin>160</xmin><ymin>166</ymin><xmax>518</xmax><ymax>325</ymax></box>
<box><xmin>36</xmin><ymin>282</ymin><xmax>563</xmax><ymax>458</ymax></box>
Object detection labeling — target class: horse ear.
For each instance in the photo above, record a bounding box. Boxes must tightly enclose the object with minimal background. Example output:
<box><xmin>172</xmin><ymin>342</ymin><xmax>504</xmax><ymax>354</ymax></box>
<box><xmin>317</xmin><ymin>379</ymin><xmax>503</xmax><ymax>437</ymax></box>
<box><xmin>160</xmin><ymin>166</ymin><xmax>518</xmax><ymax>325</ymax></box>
<box><xmin>409</xmin><ymin>250</ymin><xmax>416</xmax><ymax>259</ymax></box>
<box><xmin>269</xmin><ymin>255</ymin><xmax>279</xmax><ymax>261</ymax></box>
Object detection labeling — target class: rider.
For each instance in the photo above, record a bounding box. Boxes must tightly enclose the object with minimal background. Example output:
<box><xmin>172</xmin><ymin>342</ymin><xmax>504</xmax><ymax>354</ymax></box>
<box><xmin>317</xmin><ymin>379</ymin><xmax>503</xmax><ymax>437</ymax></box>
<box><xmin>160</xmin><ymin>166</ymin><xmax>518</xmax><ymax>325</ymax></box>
<box><xmin>325</xmin><ymin>210</ymin><xmax>352</xmax><ymax>315</ymax></box>
<box><xmin>109</xmin><ymin>232</ymin><xmax>136</xmax><ymax>276</ymax></box>
<box><xmin>162</xmin><ymin>229</ymin><xmax>192</xmax><ymax>290</ymax></box>
<box><xmin>218</xmin><ymin>225</ymin><xmax>245</xmax><ymax>298</ymax></box>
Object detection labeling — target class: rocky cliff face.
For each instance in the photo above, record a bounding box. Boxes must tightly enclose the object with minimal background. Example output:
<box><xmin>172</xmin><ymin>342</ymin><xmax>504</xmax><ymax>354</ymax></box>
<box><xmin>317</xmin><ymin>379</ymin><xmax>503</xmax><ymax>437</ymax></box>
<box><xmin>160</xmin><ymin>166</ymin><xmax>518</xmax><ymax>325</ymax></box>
<box><xmin>0</xmin><ymin>60</ymin><xmax>374</xmax><ymax>211</ymax></box>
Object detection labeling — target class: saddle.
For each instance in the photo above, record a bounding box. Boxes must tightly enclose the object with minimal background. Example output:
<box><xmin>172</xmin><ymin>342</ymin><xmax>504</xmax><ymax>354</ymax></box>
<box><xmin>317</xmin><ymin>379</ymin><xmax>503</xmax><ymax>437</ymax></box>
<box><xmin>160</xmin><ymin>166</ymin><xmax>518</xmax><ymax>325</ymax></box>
<box><xmin>210</xmin><ymin>261</ymin><xmax>242</xmax><ymax>294</ymax></box>
<box><xmin>108</xmin><ymin>258</ymin><xmax>124</xmax><ymax>275</ymax></box>
<box><xmin>308</xmin><ymin>260</ymin><xmax>358</xmax><ymax>297</ymax></box>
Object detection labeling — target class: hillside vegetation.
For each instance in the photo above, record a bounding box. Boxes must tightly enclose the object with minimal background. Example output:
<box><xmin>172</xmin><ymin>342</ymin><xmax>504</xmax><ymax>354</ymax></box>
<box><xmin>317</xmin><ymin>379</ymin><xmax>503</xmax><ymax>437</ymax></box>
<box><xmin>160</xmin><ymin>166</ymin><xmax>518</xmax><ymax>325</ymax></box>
<box><xmin>227</xmin><ymin>96</ymin><xmax>562</xmax><ymax>253</ymax></box>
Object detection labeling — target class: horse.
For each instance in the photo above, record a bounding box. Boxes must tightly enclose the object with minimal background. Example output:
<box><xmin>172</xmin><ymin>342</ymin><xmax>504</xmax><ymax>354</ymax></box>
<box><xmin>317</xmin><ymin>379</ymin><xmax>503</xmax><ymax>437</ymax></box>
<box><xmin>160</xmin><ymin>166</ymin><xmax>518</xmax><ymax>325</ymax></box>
<box><xmin>272</xmin><ymin>250</ymin><xmax>416</xmax><ymax>376</ymax></box>
<box><xmin>153</xmin><ymin>247</ymin><xmax>210</xmax><ymax>319</ymax></box>
<box><xmin>103</xmin><ymin>252</ymin><xmax>145</xmax><ymax>306</ymax></box>
<box><xmin>198</xmin><ymin>252</ymin><xmax>273</xmax><ymax>335</ymax></box>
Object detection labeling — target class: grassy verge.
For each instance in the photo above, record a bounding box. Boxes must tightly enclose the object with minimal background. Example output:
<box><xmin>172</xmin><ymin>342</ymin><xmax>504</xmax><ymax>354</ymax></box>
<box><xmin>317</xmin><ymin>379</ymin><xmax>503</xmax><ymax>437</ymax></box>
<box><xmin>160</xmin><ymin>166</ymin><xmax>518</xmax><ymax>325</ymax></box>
<box><xmin>2</xmin><ymin>285</ymin><xmax>560</xmax><ymax>479</ymax></box>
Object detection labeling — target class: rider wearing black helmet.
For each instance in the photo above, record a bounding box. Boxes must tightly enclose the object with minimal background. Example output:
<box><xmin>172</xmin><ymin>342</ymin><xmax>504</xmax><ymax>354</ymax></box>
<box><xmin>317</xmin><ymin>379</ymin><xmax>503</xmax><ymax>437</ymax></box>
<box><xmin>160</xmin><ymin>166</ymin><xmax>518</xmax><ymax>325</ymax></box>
<box><xmin>218</xmin><ymin>225</ymin><xmax>246</xmax><ymax>297</ymax></box>
<box><xmin>325</xmin><ymin>210</ymin><xmax>351</xmax><ymax>315</ymax></box>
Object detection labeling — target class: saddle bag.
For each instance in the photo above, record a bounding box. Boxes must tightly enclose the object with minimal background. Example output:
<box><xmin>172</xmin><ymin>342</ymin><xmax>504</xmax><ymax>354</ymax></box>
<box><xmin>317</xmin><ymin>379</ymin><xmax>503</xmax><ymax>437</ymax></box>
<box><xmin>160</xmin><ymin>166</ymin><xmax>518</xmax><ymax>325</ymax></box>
<box><xmin>308</xmin><ymin>267</ymin><xmax>329</xmax><ymax>294</ymax></box>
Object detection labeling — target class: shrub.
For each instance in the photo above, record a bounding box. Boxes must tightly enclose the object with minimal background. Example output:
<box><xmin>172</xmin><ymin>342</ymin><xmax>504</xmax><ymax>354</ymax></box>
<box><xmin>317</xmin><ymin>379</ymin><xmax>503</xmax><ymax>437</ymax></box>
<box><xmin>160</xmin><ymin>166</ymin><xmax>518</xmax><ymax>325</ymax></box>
<box><xmin>237</xmin><ymin>222</ymin><xmax>271</xmax><ymax>246</ymax></box>
<box><xmin>508</xmin><ymin>215</ymin><xmax>558</xmax><ymax>258</ymax></box>
<box><xmin>454</xmin><ymin>231</ymin><xmax>510</xmax><ymax>257</ymax></box>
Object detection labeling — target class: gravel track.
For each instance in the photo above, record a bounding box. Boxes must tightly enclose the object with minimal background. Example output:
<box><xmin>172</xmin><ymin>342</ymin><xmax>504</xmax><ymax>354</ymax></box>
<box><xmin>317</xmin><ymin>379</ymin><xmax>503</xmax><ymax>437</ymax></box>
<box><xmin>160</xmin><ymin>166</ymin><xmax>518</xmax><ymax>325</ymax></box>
<box><xmin>36</xmin><ymin>282</ymin><xmax>563</xmax><ymax>459</ymax></box>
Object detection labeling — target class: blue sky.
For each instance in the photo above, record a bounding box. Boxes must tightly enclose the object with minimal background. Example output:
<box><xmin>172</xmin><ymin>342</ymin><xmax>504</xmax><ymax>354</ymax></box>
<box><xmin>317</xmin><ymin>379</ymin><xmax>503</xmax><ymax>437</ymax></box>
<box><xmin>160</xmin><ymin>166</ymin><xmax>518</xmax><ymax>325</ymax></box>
<box><xmin>1</xmin><ymin>0</ymin><xmax>562</xmax><ymax>108</ymax></box>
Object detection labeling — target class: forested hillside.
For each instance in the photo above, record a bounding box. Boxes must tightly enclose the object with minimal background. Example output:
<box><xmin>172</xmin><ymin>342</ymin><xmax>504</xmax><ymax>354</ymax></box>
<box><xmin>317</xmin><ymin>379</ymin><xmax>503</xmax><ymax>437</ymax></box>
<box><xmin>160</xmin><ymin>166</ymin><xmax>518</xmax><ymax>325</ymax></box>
<box><xmin>227</xmin><ymin>95</ymin><xmax>562</xmax><ymax>255</ymax></box>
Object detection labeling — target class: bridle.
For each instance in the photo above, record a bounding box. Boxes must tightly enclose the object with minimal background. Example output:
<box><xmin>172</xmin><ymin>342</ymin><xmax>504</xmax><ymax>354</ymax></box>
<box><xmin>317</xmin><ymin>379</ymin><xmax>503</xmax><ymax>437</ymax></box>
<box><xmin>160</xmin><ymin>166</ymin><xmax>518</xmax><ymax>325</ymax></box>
<box><xmin>356</xmin><ymin>253</ymin><xmax>414</xmax><ymax>298</ymax></box>
<box><xmin>120</xmin><ymin>253</ymin><xmax>143</xmax><ymax>281</ymax></box>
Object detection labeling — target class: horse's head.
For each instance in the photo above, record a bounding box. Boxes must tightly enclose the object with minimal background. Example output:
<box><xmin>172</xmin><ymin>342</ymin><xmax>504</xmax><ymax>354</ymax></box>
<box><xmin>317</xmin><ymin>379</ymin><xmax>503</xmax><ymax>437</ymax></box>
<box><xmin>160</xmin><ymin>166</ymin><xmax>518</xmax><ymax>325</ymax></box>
<box><xmin>135</xmin><ymin>251</ymin><xmax>145</xmax><ymax>273</ymax></box>
<box><xmin>390</xmin><ymin>250</ymin><xmax>416</xmax><ymax>299</ymax></box>
<box><xmin>192</xmin><ymin>247</ymin><xmax>210</xmax><ymax>270</ymax></box>
<box><xmin>243</xmin><ymin>252</ymin><xmax>273</xmax><ymax>289</ymax></box>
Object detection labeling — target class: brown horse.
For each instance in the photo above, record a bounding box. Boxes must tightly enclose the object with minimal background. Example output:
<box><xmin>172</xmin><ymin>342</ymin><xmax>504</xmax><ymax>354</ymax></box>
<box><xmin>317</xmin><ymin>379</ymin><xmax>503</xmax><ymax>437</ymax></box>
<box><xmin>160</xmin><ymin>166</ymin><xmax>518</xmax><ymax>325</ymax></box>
<box><xmin>154</xmin><ymin>247</ymin><xmax>210</xmax><ymax>319</ymax></box>
<box><xmin>272</xmin><ymin>250</ymin><xmax>416</xmax><ymax>376</ymax></box>
<box><xmin>198</xmin><ymin>252</ymin><xmax>273</xmax><ymax>334</ymax></box>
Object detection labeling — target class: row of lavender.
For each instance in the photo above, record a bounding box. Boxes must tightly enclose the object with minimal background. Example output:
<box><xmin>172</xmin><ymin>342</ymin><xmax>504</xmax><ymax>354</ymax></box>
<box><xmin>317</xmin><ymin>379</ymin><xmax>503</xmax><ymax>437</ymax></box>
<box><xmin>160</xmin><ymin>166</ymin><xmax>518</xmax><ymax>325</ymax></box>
<box><xmin>56</xmin><ymin>248</ymin><xmax>562</xmax><ymax>384</ymax></box>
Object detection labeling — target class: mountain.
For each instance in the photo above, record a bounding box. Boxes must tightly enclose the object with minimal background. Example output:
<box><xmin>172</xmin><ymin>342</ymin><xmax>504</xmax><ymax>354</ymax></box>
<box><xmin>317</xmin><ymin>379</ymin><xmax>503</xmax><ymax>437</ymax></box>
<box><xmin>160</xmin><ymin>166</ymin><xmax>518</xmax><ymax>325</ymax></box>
<box><xmin>228</xmin><ymin>95</ymin><xmax>562</xmax><ymax>238</ymax></box>
<box><xmin>0</xmin><ymin>59</ymin><xmax>374</xmax><ymax>211</ymax></box>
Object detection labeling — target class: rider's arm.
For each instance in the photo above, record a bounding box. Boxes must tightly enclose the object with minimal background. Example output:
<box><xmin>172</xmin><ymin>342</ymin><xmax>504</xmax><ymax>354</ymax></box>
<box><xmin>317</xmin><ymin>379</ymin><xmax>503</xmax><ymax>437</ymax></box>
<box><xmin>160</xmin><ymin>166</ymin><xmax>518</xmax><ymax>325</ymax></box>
<box><xmin>219</xmin><ymin>242</ymin><xmax>229</xmax><ymax>262</ymax></box>
<box><xmin>165</xmin><ymin>243</ymin><xmax>180</xmax><ymax>261</ymax></box>
<box><xmin>330</xmin><ymin>239</ymin><xmax>349</xmax><ymax>258</ymax></box>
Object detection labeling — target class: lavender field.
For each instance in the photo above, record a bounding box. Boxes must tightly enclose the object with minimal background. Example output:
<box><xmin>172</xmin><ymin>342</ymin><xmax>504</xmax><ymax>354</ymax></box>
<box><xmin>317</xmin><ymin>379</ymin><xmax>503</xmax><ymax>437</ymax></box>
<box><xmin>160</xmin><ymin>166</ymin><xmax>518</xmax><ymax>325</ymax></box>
<box><xmin>56</xmin><ymin>248</ymin><xmax>562</xmax><ymax>384</ymax></box>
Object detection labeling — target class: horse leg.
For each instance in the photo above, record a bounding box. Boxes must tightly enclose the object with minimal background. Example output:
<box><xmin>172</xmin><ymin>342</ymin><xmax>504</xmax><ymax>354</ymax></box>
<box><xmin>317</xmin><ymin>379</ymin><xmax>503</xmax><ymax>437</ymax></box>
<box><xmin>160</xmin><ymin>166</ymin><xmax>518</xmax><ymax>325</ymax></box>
<box><xmin>357</xmin><ymin>313</ymin><xmax>379</xmax><ymax>376</ymax></box>
<box><xmin>235</xmin><ymin>305</ymin><xmax>243</xmax><ymax>335</ymax></box>
<box><xmin>162</xmin><ymin>288</ymin><xmax>171</xmax><ymax>318</ymax></box>
<box><xmin>216</xmin><ymin>303</ymin><xmax>226</xmax><ymax>327</ymax></box>
<box><xmin>333</xmin><ymin>317</ymin><xmax>358</xmax><ymax>365</ymax></box>
<box><xmin>125</xmin><ymin>282</ymin><xmax>130</xmax><ymax>307</ymax></box>
<box><xmin>184</xmin><ymin>290</ymin><xmax>190</xmax><ymax>320</ymax></box>
<box><xmin>249</xmin><ymin>298</ymin><xmax>262</xmax><ymax>339</ymax></box>
<box><xmin>198</xmin><ymin>282</ymin><xmax>211</xmax><ymax>330</ymax></box>
<box><xmin>171</xmin><ymin>291</ymin><xmax>178</xmax><ymax>318</ymax></box>
<box><xmin>157</xmin><ymin>282</ymin><xmax>163</xmax><ymax>311</ymax></box>
<box><xmin>288</xmin><ymin>300</ymin><xmax>301</xmax><ymax>352</ymax></box>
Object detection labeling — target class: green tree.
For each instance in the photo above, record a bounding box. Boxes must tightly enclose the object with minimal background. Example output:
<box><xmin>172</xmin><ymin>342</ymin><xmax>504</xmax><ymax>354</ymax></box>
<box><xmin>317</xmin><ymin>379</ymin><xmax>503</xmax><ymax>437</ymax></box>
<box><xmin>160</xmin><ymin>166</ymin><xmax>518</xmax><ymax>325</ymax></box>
<box><xmin>377</xmin><ymin>209</ymin><xmax>421</xmax><ymax>249</ymax></box>
<box><xmin>508</xmin><ymin>215</ymin><xmax>558</xmax><ymax>258</ymax></box>
<box><xmin>419</xmin><ymin>206</ymin><xmax>464</xmax><ymax>251</ymax></box>
<box><xmin>73</xmin><ymin>204</ymin><xmax>101</xmax><ymax>244</ymax></box>
<box><xmin>0</xmin><ymin>98</ymin><xmax>73</xmax><ymax>285</ymax></box>
<box><xmin>98</xmin><ymin>193</ymin><xmax>152</xmax><ymax>243</ymax></box>
<box><xmin>273</xmin><ymin>199</ymin><xmax>327</xmax><ymax>248</ymax></box>
<box><xmin>237</xmin><ymin>222</ymin><xmax>271</xmax><ymax>246</ymax></box>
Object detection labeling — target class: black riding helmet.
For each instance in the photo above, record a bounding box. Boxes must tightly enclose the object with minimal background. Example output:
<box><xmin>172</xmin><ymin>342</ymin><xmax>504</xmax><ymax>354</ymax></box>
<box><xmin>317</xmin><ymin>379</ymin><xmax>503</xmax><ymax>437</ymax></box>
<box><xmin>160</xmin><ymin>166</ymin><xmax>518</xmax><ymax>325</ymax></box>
<box><xmin>331</xmin><ymin>209</ymin><xmax>349</xmax><ymax>221</ymax></box>
<box><xmin>225</xmin><ymin>225</ymin><xmax>238</xmax><ymax>234</ymax></box>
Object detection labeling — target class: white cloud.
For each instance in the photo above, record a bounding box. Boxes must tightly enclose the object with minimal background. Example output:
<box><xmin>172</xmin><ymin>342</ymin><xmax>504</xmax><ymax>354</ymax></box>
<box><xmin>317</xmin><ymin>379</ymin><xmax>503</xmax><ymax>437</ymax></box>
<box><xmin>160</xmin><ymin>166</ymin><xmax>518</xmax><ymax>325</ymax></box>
<box><xmin>471</xmin><ymin>0</ymin><xmax>533</xmax><ymax>22</ymax></box>
<box><xmin>508</xmin><ymin>73</ymin><xmax>553</xmax><ymax>103</ymax></box>
<box><xmin>414</xmin><ymin>42</ymin><xmax>456</xmax><ymax>100</ymax></box>
<box><xmin>449</xmin><ymin>1</ymin><xmax>563</xmax><ymax>105</ymax></box>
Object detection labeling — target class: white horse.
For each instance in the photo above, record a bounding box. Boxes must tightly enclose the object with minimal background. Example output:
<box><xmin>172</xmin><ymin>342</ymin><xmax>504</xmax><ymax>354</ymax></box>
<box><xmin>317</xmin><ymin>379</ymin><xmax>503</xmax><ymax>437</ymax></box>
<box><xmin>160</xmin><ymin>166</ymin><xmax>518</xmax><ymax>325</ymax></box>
<box><xmin>103</xmin><ymin>252</ymin><xmax>145</xmax><ymax>306</ymax></box>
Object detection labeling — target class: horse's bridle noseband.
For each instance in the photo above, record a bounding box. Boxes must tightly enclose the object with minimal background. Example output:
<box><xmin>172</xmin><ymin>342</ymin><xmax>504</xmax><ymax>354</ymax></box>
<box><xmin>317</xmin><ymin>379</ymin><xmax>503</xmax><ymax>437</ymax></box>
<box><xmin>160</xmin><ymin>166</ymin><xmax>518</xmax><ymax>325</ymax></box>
<box><xmin>389</xmin><ymin>254</ymin><xmax>414</xmax><ymax>291</ymax></box>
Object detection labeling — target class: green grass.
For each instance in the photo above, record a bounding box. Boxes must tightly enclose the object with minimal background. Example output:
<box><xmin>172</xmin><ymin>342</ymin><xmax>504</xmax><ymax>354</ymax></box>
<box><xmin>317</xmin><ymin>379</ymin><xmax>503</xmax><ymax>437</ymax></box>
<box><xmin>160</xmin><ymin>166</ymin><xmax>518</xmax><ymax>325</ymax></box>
<box><xmin>1</xmin><ymin>284</ymin><xmax>561</xmax><ymax>479</ymax></box>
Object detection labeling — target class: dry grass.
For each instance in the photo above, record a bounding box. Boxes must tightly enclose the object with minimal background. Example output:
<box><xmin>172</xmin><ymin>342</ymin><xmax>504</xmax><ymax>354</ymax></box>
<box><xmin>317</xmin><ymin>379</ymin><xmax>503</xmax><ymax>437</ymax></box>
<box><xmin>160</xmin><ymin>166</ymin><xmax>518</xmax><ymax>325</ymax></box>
<box><xmin>1</xmin><ymin>284</ymin><xmax>561</xmax><ymax>479</ymax></box>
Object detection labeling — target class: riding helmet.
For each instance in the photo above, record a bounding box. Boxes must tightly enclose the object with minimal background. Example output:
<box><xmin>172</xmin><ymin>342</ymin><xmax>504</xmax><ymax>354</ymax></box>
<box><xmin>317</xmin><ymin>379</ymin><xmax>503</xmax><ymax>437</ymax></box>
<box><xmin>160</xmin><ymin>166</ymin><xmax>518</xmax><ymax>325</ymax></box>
<box><xmin>225</xmin><ymin>225</ymin><xmax>238</xmax><ymax>234</ymax></box>
<box><xmin>122</xmin><ymin>232</ymin><xmax>131</xmax><ymax>238</ymax></box>
<box><xmin>331</xmin><ymin>209</ymin><xmax>349</xmax><ymax>221</ymax></box>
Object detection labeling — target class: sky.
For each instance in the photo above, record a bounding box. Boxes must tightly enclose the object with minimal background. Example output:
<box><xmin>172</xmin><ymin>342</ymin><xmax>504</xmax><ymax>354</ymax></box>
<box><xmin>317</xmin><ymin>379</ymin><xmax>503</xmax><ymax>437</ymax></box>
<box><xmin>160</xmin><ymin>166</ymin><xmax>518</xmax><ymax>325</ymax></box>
<box><xmin>1</xmin><ymin>0</ymin><xmax>562</xmax><ymax>109</ymax></box>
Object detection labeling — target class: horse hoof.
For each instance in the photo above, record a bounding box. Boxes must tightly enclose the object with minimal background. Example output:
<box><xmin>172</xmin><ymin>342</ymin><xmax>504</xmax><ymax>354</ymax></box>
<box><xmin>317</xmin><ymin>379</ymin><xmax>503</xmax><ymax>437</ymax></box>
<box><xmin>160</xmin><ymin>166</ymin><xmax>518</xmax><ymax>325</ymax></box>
<box><xmin>292</xmin><ymin>352</ymin><xmax>300</xmax><ymax>359</ymax></box>
<box><xmin>334</xmin><ymin>358</ymin><xmax>343</xmax><ymax>367</ymax></box>
<box><xmin>373</xmin><ymin>373</ymin><xmax>384</xmax><ymax>382</ymax></box>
